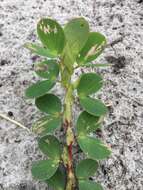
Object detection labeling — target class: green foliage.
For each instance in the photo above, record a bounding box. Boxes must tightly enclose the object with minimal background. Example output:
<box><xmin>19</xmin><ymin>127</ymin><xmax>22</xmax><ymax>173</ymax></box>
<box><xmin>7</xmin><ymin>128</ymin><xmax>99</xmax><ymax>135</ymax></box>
<box><xmin>78</xmin><ymin>136</ymin><xmax>111</xmax><ymax>160</ymax></box>
<box><xmin>25</xmin><ymin>17</ymin><xmax>111</xmax><ymax>190</ymax></box>
<box><xmin>80</xmin><ymin>97</ymin><xmax>108</xmax><ymax>116</ymax></box>
<box><xmin>76</xmin><ymin>111</ymin><xmax>100</xmax><ymax>135</ymax></box>
<box><xmin>77</xmin><ymin>73</ymin><xmax>103</xmax><ymax>97</ymax></box>
<box><xmin>77</xmin><ymin>32</ymin><xmax>106</xmax><ymax>64</ymax></box>
<box><xmin>79</xmin><ymin>180</ymin><xmax>103</xmax><ymax>190</ymax></box>
<box><xmin>25</xmin><ymin>80</ymin><xmax>55</xmax><ymax>98</ymax></box>
<box><xmin>64</xmin><ymin>18</ymin><xmax>89</xmax><ymax>56</ymax></box>
<box><xmin>46</xmin><ymin>168</ymin><xmax>66</xmax><ymax>190</ymax></box>
<box><xmin>35</xmin><ymin>60</ymin><xmax>59</xmax><ymax>80</ymax></box>
<box><xmin>38</xmin><ymin>135</ymin><xmax>61</xmax><ymax>159</ymax></box>
<box><xmin>32</xmin><ymin>115</ymin><xmax>61</xmax><ymax>135</ymax></box>
<box><xmin>81</xmin><ymin>63</ymin><xmax>111</xmax><ymax>68</ymax></box>
<box><xmin>76</xmin><ymin>159</ymin><xmax>98</xmax><ymax>179</ymax></box>
<box><xmin>35</xmin><ymin>94</ymin><xmax>62</xmax><ymax>115</ymax></box>
<box><xmin>31</xmin><ymin>159</ymin><xmax>59</xmax><ymax>180</ymax></box>
<box><xmin>24</xmin><ymin>43</ymin><xmax>57</xmax><ymax>58</ymax></box>
<box><xmin>37</xmin><ymin>18</ymin><xmax>65</xmax><ymax>55</ymax></box>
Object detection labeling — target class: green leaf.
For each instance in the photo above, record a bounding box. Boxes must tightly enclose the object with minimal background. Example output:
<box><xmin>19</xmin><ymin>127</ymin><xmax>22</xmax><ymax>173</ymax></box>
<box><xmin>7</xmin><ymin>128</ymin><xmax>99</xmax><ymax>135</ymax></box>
<box><xmin>37</xmin><ymin>18</ymin><xmax>65</xmax><ymax>55</ymax></box>
<box><xmin>78</xmin><ymin>136</ymin><xmax>111</xmax><ymax>160</ymax></box>
<box><xmin>24</xmin><ymin>43</ymin><xmax>57</xmax><ymax>58</ymax></box>
<box><xmin>82</xmin><ymin>63</ymin><xmax>111</xmax><ymax>68</ymax></box>
<box><xmin>76</xmin><ymin>159</ymin><xmax>98</xmax><ymax>179</ymax></box>
<box><xmin>35</xmin><ymin>94</ymin><xmax>62</xmax><ymax>115</ymax></box>
<box><xmin>79</xmin><ymin>180</ymin><xmax>103</xmax><ymax>190</ymax></box>
<box><xmin>25</xmin><ymin>80</ymin><xmax>55</xmax><ymax>99</ymax></box>
<box><xmin>62</xmin><ymin>44</ymin><xmax>75</xmax><ymax>74</ymax></box>
<box><xmin>76</xmin><ymin>111</ymin><xmax>100</xmax><ymax>136</ymax></box>
<box><xmin>64</xmin><ymin>17</ymin><xmax>89</xmax><ymax>55</ymax></box>
<box><xmin>77</xmin><ymin>32</ymin><xmax>106</xmax><ymax>64</ymax></box>
<box><xmin>31</xmin><ymin>159</ymin><xmax>59</xmax><ymax>181</ymax></box>
<box><xmin>38</xmin><ymin>135</ymin><xmax>61</xmax><ymax>159</ymax></box>
<box><xmin>35</xmin><ymin>60</ymin><xmax>59</xmax><ymax>80</ymax></box>
<box><xmin>32</xmin><ymin>116</ymin><xmax>61</xmax><ymax>135</ymax></box>
<box><xmin>46</xmin><ymin>168</ymin><xmax>66</xmax><ymax>190</ymax></box>
<box><xmin>80</xmin><ymin>97</ymin><xmax>108</xmax><ymax>116</ymax></box>
<box><xmin>77</xmin><ymin>73</ymin><xmax>103</xmax><ymax>97</ymax></box>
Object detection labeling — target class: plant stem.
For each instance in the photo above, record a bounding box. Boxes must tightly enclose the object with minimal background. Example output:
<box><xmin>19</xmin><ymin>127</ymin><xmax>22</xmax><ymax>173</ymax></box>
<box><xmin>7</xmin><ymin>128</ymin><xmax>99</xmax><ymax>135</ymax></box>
<box><xmin>63</xmin><ymin>85</ymin><xmax>76</xmax><ymax>190</ymax></box>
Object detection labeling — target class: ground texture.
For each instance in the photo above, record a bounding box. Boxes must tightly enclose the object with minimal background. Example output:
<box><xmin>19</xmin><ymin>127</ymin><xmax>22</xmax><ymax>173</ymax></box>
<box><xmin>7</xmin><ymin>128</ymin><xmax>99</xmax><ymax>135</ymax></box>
<box><xmin>0</xmin><ymin>0</ymin><xmax>143</xmax><ymax>189</ymax></box>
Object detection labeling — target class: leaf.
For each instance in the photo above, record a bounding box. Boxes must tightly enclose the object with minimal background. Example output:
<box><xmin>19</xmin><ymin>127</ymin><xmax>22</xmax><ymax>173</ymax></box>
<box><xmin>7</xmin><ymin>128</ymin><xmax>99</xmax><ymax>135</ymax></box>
<box><xmin>31</xmin><ymin>159</ymin><xmax>59</xmax><ymax>181</ymax></box>
<box><xmin>35</xmin><ymin>94</ymin><xmax>62</xmax><ymax>115</ymax></box>
<box><xmin>62</xmin><ymin>44</ymin><xmax>75</xmax><ymax>74</ymax></box>
<box><xmin>38</xmin><ymin>135</ymin><xmax>61</xmax><ymax>159</ymax></box>
<box><xmin>78</xmin><ymin>135</ymin><xmax>111</xmax><ymax>160</ymax></box>
<box><xmin>25</xmin><ymin>80</ymin><xmax>55</xmax><ymax>99</ymax></box>
<box><xmin>77</xmin><ymin>73</ymin><xmax>103</xmax><ymax>97</ymax></box>
<box><xmin>76</xmin><ymin>111</ymin><xmax>100</xmax><ymax>136</ymax></box>
<box><xmin>24</xmin><ymin>43</ymin><xmax>57</xmax><ymax>58</ymax></box>
<box><xmin>80</xmin><ymin>97</ymin><xmax>108</xmax><ymax>116</ymax></box>
<box><xmin>79</xmin><ymin>180</ymin><xmax>103</xmax><ymax>190</ymax></box>
<box><xmin>64</xmin><ymin>17</ymin><xmax>89</xmax><ymax>55</ymax></box>
<box><xmin>35</xmin><ymin>60</ymin><xmax>59</xmax><ymax>80</ymax></box>
<box><xmin>37</xmin><ymin>18</ymin><xmax>65</xmax><ymax>54</ymax></box>
<box><xmin>76</xmin><ymin>159</ymin><xmax>98</xmax><ymax>179</ymax></box>
<box><xmin>32</xmin><ymin>116</ymin><xmax>61</xmax><ymax>135</ymax></box>
<box><xmin>46</xmin><ymin>168</ymin><xmax>66</xmax><ymax>190</ymax></box>
<box><xmin>81</xmin><ymin>63</ymin><xmax>111</xmax><ymax>68</ymax></box>
<box><xmin>77</xmin><ymin>32</ymin><xmax>107</xmax><ymax>64</ymax></box>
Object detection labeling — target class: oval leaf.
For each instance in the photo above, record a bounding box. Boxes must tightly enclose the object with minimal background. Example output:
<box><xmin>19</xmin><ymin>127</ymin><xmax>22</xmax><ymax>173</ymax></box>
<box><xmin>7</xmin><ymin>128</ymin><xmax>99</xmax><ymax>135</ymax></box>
<box><xmin>46</xmin><ymin>168</ymin><xmax>66</xmax><ymax>190</ymax></box>
<box><xmin>32</xmin><ymin>116</ymin><xmax>61</xmax><ymax>135</ymax></box>
<box><xmin>79</xmin><ymin>180</ymin><xmax>103</xmax><ymax>190</ymax></box>
<box><xmin>64</xmin><ymin>17</ymin><xmax>89</xmax><ymax>55</ymax></box>
<box><xmin>38</xmin><ymin>135</ymin><xmax>61</xmax><ymax>159</ymax></box>
<box><xmin>24</xmin><ymin>43</ymin><xmax>57</xmax><ymax>58</ymax></box>
<box><xmin>76</xmin><ymin>159</ymin><xmax>98</xmax><ymax>179</ymax></box>
<box><xmin>31</xmin><ymin>159</ymin><xmax>59</xmax><ymax>181</ymax></box>
<box><xmin>76</xmin><ymin>111</ymin><xmax>100</xmax><ymax>136</ymax></box>
<box><xmin>25</xmin><ymin>80</ymin><xmax>55</xmax><ymax>99</ymax></box>
<box><xmin>82</xmin><ymin>63</ymin><xmax>111</xmax><ymax>68</ymax></box>
<box><xmin>78</xmin><ymin>136</ymin><xmax>111</xmax><ymax>160</ymax></box>
<box><xmin>77</xmin><ymin>32</ymin><xmax>106</xmax><ymax>63</ymax></box>
<box><xmin>77</xmin><ymin>73</ymin><xmax>103</xmax><ymax>97</ymax></box>
<box><xmin>80</xmin><ymin>97</ymin><xmax>108</xmax><ymax>116</ymax></box>
<box><xmin>35</xmin><ymin>94</ymin><xmax>62</xmax><ymax>115</ymax></box>
<box><xmin>35</xmin><ymin>60</ymin><xmax>59</xmax><ymax>80</ymax></box>
<box><xmin>37</xmin><ymin>18</ymin><xmax>65</xmax><ymax>54</ymax></box>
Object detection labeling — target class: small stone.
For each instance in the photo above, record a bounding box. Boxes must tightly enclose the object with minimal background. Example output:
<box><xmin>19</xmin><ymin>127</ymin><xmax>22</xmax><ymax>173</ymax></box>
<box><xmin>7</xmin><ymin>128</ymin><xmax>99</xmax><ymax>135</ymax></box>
<box><xmin>8</xmin><ymin>111</ymin><xmax>14</xmax><ymax>117</ymax></box>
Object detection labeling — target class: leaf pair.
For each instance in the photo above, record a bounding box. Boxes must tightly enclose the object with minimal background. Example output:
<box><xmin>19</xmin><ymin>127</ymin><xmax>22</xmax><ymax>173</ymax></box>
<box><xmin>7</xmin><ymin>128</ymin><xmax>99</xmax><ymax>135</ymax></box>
<box><xmin>63</xmin><ymin>18</ymin><xmax>107</xmax><ymax>70</ymax></box>
<box><xmin>26</xmin><ymin>60</ymin><xmax>59</xmax><ymax>99</ymax></box>
<box><xmin>76</xmin><ymin>159</ymin><xmax>103</xmax><ymax>190</ymax></box>
<box><xmin>77</xmin><ymin>72</ymin><xmax>107</xmax><ymax>117</ymax></box>
<box><xmin>76</xmin><ymin>111</ymin><xmax>111</xmax><ymax>160</ymax></box>
<box><xmin>32</xmin><ymin>135</ymin><xmax>61</xmax><ymax>181</ymax></box>
<box><xmin>32</xmin><ymin>94</ymin><xmax>62</xmax><ymax>135</ymax></box>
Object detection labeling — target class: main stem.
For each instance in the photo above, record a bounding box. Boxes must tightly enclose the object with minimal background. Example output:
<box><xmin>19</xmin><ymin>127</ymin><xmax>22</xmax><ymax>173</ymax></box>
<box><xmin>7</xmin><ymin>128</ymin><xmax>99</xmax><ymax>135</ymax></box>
<box><xmin>63</xmin><ymin>84</ymin><xmax>76</xmax><ymax>190</ymax></box>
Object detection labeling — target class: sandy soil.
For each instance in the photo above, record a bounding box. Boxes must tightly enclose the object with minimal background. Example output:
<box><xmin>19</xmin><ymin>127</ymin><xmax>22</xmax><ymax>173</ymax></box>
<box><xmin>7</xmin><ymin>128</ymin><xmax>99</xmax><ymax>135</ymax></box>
<box><xmin>0</xmin><ymin>0</ymin><xmax>143</xmax><ymax>189</ymax></box>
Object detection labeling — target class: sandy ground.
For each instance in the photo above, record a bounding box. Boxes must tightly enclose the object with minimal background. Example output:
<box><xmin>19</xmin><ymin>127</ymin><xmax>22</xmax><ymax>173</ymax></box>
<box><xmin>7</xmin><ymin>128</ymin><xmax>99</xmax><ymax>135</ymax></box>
<box><xmin>0</xmin><ymin>0</ymin><xmax>143</xmax><ymax>189</ymax></box>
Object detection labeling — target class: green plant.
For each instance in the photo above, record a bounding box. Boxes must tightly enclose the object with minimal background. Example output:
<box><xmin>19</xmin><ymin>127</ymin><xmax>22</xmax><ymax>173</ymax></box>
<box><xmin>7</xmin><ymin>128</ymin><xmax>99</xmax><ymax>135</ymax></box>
<box><xmin>24</xmin><ymin>17</ymin><xmax>111</xmax><ymax>190</ymax></box>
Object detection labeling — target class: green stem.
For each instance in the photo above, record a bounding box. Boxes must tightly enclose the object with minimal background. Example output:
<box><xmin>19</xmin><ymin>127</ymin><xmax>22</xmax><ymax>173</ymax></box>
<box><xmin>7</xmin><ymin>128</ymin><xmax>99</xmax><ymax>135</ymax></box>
<box><xmin>63</xmin><ymin>84</ymin><xmax>76</xmax><ymax>190</ymax></box>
